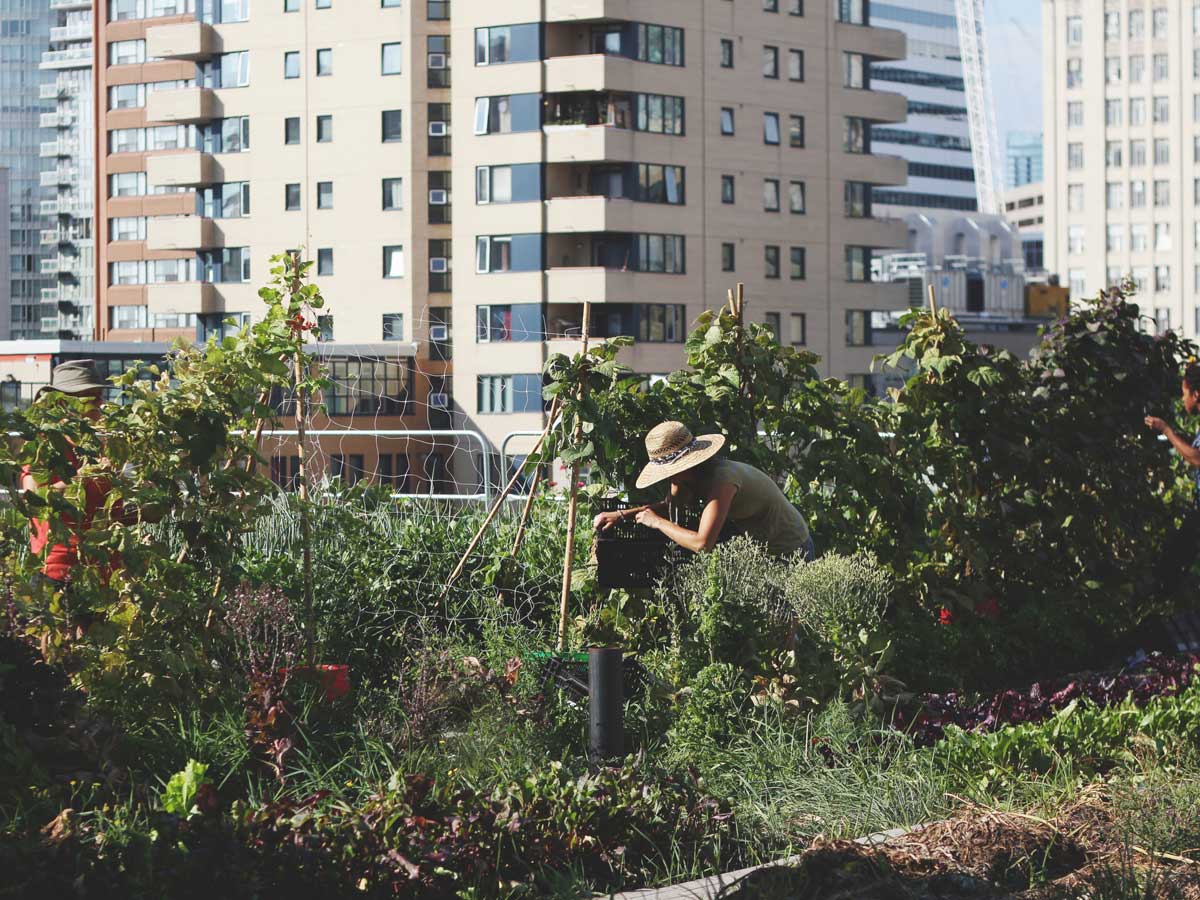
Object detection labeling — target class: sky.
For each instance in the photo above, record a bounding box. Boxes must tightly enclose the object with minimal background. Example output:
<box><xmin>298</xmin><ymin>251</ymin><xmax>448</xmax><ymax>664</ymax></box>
<box><xmin>987</xmin><ymin>0</ymin><xmax>1044</xmax><ymax>142</ymax></box>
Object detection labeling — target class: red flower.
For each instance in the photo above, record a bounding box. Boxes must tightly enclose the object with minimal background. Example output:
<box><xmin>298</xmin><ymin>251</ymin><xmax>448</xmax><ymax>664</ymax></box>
<box><xmin>938</xmin><ymin>607</ymin><xmax>954</xmax><ymax>626</ymax></box>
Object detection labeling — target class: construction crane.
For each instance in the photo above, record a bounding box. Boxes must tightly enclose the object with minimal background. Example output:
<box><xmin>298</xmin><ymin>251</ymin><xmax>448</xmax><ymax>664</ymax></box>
<box><xmin>955</xmin><ymin>0</ymin><xmax>1004</xmax><ymax>215</ymax></box>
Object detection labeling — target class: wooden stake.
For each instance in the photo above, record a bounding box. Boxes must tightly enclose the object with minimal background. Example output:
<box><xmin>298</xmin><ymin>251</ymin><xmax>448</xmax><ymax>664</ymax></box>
<box><xmin>288</xmin><ymin>254</ymin><xmax>316</xmax><ymax>667</ymax></box>
<box><xmin>509</xmin><ymin>464</ymin><xmax>544</xmax><ymax>558</ymax></box>
<box><xmin>927</xmin><ymin>283</ymin><xmax>938</xmax><ymax>317</ymax></box>
<box><xmin>441</xmin><ymin>396</ymin><xmax>562</xmax><ymax>600</ymax></box>
<box><xmin>557</xmin><ymin>302</ymin><xmax>591</xmax><ymax>652</ymax></box>
<box><xmin>735</xmin><ymin>282</ymin><xmax>745</xmax><ymax>325</ymax></box>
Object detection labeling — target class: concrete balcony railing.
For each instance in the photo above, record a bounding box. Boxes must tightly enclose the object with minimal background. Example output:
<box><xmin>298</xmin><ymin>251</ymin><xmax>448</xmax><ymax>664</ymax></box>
<box><xmin>49</xmin><ymin>23</ymin><xmax>92</xmax><ymax>44</ymax></box>
<box><xmin>545</xmin><ymin>266</ymin><xmax>692</xmax><ymax>304</ymax></box>
<box><xmin>544</xmin><ymin>195</ymin><xmax>681</xmax><ymax>234</ymax></box>
<box><xmin>146</xmin><ymin>22</ymin><xmax>219</xmax><ymax>61</ymax></box>
<box><xmin>835</xmin><ymin>21</ymin><xmax>906</xmax><ymax>61</ymax></box>
<box><xmin>840</xmin><ymin>152</ymin><xmax>908</xmax><ymax>187</ymax></box>
<box><xmin>40</xmin><ymin>228</ymin><xmax>62</xmax><ymax>245</ymax></box>
<box><xmin>147</xmin><ymin>216</ymin><xmax>219</xmax><ymax>251</ymax></box>
<box><xmin>39</xmin><ymin>258</ymin><xmax>60</xmax><ymax>275</ymax></box>
<box><xmin>39</xmin><ymin>140</ymin><xmax>75</xmax><ymax>158</ymax></box>
<box><xmin>544</xmin><ymin>0</ymin><xmax>632</xmax><ymax>21</ymax></box>
<box><xmin>543</xmin><ymin>124</ymin><xmax>641</xmax><ymax>163</ymax></box>
<box><xmin>842</xmin><ymin>88</ymin><xmax>907</xmax><ymax>125</ymax></box>
<box><xmin>39</xmin><ymin>81</ymin><xmax>66</xmax><ymax>100</ymax></box>
<box><xmin>146</xmin><ymin>87</ymin><xmax>219</xmax><ymax>124</ymax></box>
<box><xmin>147</xmin><ymin>282</ymin><xmax>220</xmax><ymax>316</ymax></box>
<box><xmin>544</xmin><ymin>54</ymin><xmax>638</xmax><ymax>94</ymax></box>
<box><xmin>147</xmin><ymin>151</ymin><xmax>219</xmax><ymax>187</ymax></box>
<box><xmin>39</xmin><ymin>47</ymin><xmax>93</xmax><ymax>70</ymax></box>
<box><xmin>40</xmin><ymin>167</ymin><xmax>76</xmax><ymax>187</ymax></box>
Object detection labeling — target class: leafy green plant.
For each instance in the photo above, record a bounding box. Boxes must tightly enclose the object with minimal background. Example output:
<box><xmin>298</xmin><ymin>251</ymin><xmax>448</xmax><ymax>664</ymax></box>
<box><xmin>161</xmin><ymin>759</ymin><xmax>212</xmax><ymax>818</ymax></box>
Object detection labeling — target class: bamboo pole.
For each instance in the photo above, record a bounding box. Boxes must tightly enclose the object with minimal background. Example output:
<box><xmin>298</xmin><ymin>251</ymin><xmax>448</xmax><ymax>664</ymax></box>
<box><xmin>557</xmin><ymin>301</ymin><xmax>591</xmax><ymax>653</ymax></box>
<box><xmin>927</xmin><ymin>283</ymin><xmax>938</xmax><ymax>316</ymax></box>
<box><xmin>510</xmin><ymin>465</ymin><xmax>545</xmax><ymax>557</ymax></box>
<box><xmin>441</xmin><ymin>396</ymin><xmax>562</xmax><ymax>600</ymax></box>
<box><xmin>287</xmin><ymin>255</ymin><xmax>316</xmax><ymax>666</ymax></box>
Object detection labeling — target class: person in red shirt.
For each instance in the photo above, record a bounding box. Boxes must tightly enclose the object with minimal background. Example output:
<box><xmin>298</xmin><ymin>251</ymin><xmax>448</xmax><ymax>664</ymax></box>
<box><xmin>19</xmin><ymin>360</ymin><xmax>120</xmax><ymax>600</ymax></box>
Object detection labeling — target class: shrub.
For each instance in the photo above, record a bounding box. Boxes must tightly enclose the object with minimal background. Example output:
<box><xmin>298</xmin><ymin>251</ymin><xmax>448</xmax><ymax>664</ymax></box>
<box><xmin>671</xmin><ymin>662</ymin><xmax>751</xmax><ymax>756</ymax></box>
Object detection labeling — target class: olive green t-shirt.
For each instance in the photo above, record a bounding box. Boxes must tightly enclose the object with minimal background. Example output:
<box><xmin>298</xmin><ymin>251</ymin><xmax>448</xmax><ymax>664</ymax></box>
<box><xmin>701</xmin><ymin>459</ymin><xmax>810</xmax><ymax>556</ymax></box>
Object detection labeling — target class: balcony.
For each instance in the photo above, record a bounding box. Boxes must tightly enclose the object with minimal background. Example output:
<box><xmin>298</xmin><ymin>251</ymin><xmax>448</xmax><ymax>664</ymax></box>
<box><xmin>146</xmin><ymin>22</ymin><xmax>219</xmax><ymax>61</ymax></box>
<box><xmin>545</xmin><ymin>195</ymin><xmax>678</xmax><ymax>233</ymax></box>
<box><xmin>836</xmin><ymin>21</ymin><xmax>906</xmax><ymax>62</ymax></box>
<box><xmin>39</xmin><ymin>199</ymin><xmax>62</xmax><ymax>216</ymax></box>
<box><xmin>840</xmin><ymin>152</ymin><xmax>908</xmax><ymax>187</ymax></box>
<box><xmin>50</xmin><ymin>0</ymin><xmax>91</xmax><ymax>9</ymax></box>
<box><xmin>39</xmin><ymin>110</ymin><xmax>75</xmax><ymax>129</ymax></box>
<box><xmin>49</xmin><ymin>23</ymin><xmax>92</xmax><ymax>44</ymax></box>
<box><xmin>39</xmin><ymin>82</ymin><xmax>66</xmax><ymax>100</ymax></box>
<box><xmin>841</xmin><ymin>88</ymin><xmax>907</xmax><ymax>125</ymax></box>
<box><xmin>147</xmin><ymin>87</ymin><xmax>219</xmax><ymax>124</ymax></box>
<box><xmin>147</xmin><ymin>152</ymin><xmax>218</xmax><ymax>187</ymax></box>
<box><xmin>544</xmin><ymin>124</ymin><xmax>638</xmax><ymax>163</ymax></box>
<box><xmin>39</xmin><ymin>47</ymin><xmax>93</xmax><ymax>70</ymax></box>
<box><xmin>147</xmin><ymin>282</ymin><xmax>220</xmax><ymax>316</ymax></box>
<box><xmin>39</xmin><ymin>258</ymin><xmax>59</xmax><ymax>275</ymax></box>
<box><xmin>545</xmin><ymin>267</ymin><xmax>690</xmax><ymax>305</ymax></box>
<box><xmin>147</xmin><ymin>216</ymin><xmax>219</xmax><ymax>251</ymax></box>
<box><xmin>39</xmin><ymin>140</ymin><xmax>74</xmax><ymax>158</ymax></box>
<box><xmin>544</xmin><ymin>0</ymin><xmax>633</xmax><ymax>21</ymax></box>
<box><xmin>545</xmin><ymin>54</ymin><xmax>637</xmax><ymax>94</ymax></box>
<box><xmin>40</xmin><ymin>167</ymin><xmax>76</xmax><ymax>187</ymax></box>
<box><xmin>40</xmin><ymin>228</ymin><xmax>62</xmax><ymax>245</ymax></box>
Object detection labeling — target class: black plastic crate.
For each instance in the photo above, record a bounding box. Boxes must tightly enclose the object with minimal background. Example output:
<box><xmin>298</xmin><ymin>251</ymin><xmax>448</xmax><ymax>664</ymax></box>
<box><xmin>593</xmin><ymin>498</ymin><xmax>693</xmax><ymax>589</ymax></box>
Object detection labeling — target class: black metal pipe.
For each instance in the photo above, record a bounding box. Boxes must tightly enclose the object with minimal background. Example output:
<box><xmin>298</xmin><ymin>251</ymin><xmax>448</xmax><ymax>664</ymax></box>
<box><xmin>588</xmin><ymin>647</ymin><xmax>623</xmax><ymax>759</ymax></box>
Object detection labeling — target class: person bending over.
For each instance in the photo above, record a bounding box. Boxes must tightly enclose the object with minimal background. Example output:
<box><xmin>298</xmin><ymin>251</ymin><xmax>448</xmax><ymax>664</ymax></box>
<box><xmin>593</xmin><ymin>421</ymin><xmax>814</xmax><ymax>559</ymax></box>
<box><xmin>1145</xmin><ymin>362</ymin><xmax>1200</xmax><ymax>595</ymax></box>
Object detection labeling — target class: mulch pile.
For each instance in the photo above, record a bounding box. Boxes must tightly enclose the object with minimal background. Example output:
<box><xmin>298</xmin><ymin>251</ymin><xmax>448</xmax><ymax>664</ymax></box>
<box><xmin>719</xmin><ymin>798</ymin><xmax>1200</xmax><ymax>899</ymax></box>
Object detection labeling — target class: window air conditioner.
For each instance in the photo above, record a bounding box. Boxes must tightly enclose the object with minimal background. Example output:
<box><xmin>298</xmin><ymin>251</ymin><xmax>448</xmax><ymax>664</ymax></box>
<box><xmin>428</xmin><ymin>189</ymin><xmax>448</xmax><ymax>205</ymax></box>
<box><xmin>429</xmin><ymin>324</ymin><xmax>449</xmax><ymax>342</ymax></box>
<box><xmin>429</xmin><ymin>391</ymin><xmax>450</xmax><ymax>409</ymax></box>
<box><xmin>428</xmin><ymin>121</ymin><xmax>448</xmax><ymax>136</ymax></box>
<box><xmin>429</xmin><ymin>257</ymin><xmax>449</xmax><ymax>273</ymax></box>
<box><xmin>427</xmin><ymin>53</ymin><xmax>448</xmax><ymax>69</ymax></box>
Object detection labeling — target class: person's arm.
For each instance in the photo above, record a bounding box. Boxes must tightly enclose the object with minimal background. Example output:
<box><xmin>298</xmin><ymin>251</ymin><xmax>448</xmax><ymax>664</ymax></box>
<box><xmin>1146</xmin><ymin>417</ymin><xmax>1200</xmax><ymax>467</ymax></box>
<box><xmin>635</xmin><ymin>482</ymin><xmax>737</xmax><ymax>553</ymax></box>
<box><xmin>593</xmin><ymin>489</ymin><xmax>672</xmax><ymax>531</ymax></box>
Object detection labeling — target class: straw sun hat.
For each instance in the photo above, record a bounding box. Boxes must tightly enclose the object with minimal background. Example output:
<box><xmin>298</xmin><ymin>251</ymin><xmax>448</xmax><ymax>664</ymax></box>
<box><xmin>634</xmin><ymin>421</ymin><xmax>726</xmax><ymax>489</ymax></box>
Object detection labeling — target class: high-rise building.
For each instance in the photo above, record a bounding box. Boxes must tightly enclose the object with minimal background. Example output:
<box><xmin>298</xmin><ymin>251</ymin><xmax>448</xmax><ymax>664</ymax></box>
<box><xmin>1044</xmin><ymin>0</ymin><xmax>1197</xmax><ymax>334</ymax></box>
<box><xmin>867</xmin><ymin>0</ymin><xmax>978</xmax><ymax>216</ymax></box>
<box><xmin>94</xmin><ymin>0</ymin><xmax>911</xmax><ymax>484</ymax></box>
<box><xmin>40</xmin><ymin>0</ymin><xmax>96</xmax><ymax>340</ymax></box>
<box><xmin>1005</xmin><ymin>131</ymin><xmax>1043</xmax><ymax>189</ymax></box>
<box><xmin>0</xmin><ymin>1</ymin><xmax>54</xmax><ymax>341</ymax></box>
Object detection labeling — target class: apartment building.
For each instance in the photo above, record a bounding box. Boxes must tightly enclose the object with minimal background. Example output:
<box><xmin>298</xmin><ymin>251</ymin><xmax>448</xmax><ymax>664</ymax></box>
<box><xmin>40</xmin><ymin>0</ymin><xmax>96</xmax><ymax>340</ymax></box>
<box><xmin>1044</xmin><ymin>0</ymin><xmax>1200</xmax><ymax>335</ymax></box>
<box><xmin>93</xmin><ymin>0</ymin><xmax>909</xmax><ymax>488</ymax></box>
<box><xmin>1</xmin><ymin>0</ymin><xmax>54</xmax><ymax>340</ymax></box>
<box><xmin>1006</xmin><ymin>131</ymin><xmax>1044</xmax><ymax>190</ymax></box>
<box><xmin>867</xmin><ymin>0</ymin><xmax>978</xmax><ymax>215</ymax></box>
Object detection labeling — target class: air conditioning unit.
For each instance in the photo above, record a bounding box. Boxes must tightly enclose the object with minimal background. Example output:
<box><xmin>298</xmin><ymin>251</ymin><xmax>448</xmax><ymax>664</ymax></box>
<box><xmin>429</xmin><ymin>257</ymin><xmax>449</xmax><ymax>273</ymax></box>
<box><xmin>429</xmin><ymin>391</ymin><xmax>450</xmax><ymax>409</ymax></box>
<box><xmin>428</xmin><ymin>121</ymin><xmax>448</xmax><ymax>137</ymax></box>
<box><xmin>427</xmin><ymin>53</ymin><xmax>448</xmax><ymax>69</ymax></box>
<box><xmin>430</xmin><ymin>324</ymin><xmax>449</xmax><ymax>342</ymax></box>
<box><xmin>428</xmin><ymin>189</ymin><xmax>448</xmax><ymax>205</ymax></box>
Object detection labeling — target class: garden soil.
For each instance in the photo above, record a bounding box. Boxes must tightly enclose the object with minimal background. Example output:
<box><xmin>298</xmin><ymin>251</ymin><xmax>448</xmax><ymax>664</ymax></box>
<box><xmin>718</xmin><ymin>801</ymin><xmax>1200</xmax><ymax>899</ymax></box>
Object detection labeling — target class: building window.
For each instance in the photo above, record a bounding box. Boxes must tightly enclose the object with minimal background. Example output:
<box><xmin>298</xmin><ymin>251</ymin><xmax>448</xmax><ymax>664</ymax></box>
<box><xmin>836</xmin><ymin>0</ymin><xmax>867</xmax><ymax>25</ymax></box>
<box><xmin>789</xmin><ymin>115</ymin><xmax>805</xmax><ymax>147</ymax></box>
<box><xmin>285</xmin><ymin>116</ymin><xmax>300</xmax><ymax>144</ymax></box>
<box><xmin>1131</xmin><ymin>54</ymin><xmax>1145</xmax><ymax>83</ymax></box>
<box><xmin>789</xmin><ymin>0</ymin><xmax>803</xmax><ymax>13</ymax></box>
<box><xmin>1156</xmin><ymin>265</ymin><xmax>1171</xmax><ymax>293</ymax></box>
<box><xmin>1105</xmin><ymin>56</ymin><xmax>1121</xmax><ymax>84</ymax></box>
<box><xmin>475</xmin><ymin>163</ymin><xmax>542</xmax><ymax>204</ymax></box>
<box><xmin>1153</xmin><ymin>7</ymin><xmax>1168</xmax><ymax>38</ymax></box>
<box><xmin>378</xmin><ymin>110</ymin><xmax>403</xmax><ymax>144</ymax></box>
<box><xmin>764</xmin><ymin>312</ymin><xmax>781</xmax><ymax>341</ymax></box>
<box><xmin>382</xmin><ymin>177</ymin><xmax>403</xmax><ymax>210</ymax></box>
<box><xmin>285</xmin><ymin>183</ymin><xmax>300</xmax><ymax>210</ymax></box>
<box><xmin>284</xmin><ymin>50</ymin><xmax>300</xmax><ymax>79</ymax></box>
<box><xmin>1156</xmin><ymin>222</ymin><xmax>1171</xmax><ymax>251</ymax></box>
<box><xmin>1130</xmin><ymin>9</ymin><xmax>1145</xmax><ymax>38</ymax></box>
<box><xmin>787</xmin><ymin>313</ymin><xmax>806</xmax><ymax>346</ymax></box>
<box><xmin>317</xmin><ymin>248</ymin><xmax>334</xmax><ymax>276</ymax></box>
<box><xmin>788</xmin><ymin>48</ymin><xmax>804</xmax><ymax>81</ymax></box>
<box><xmin>721</xmin><ymin>242</ymin><xmax>735</xmax><ymax>272</ymax></box>
<box><xmin>1067</xmin><ymin>58</ymin><xmax>1082</xmax><ymax>89</ymax></box>
<box><xmin>316</xmin><ymin>47</ymin><xmax>332</xmax><ymax>76</ymax></box>
<box><xmin>109</xmin><ymin>216</ymin><xmax>147</xmax><ymax>241</ymax></box>
<box><xmin>844</xmin><ymin>181</ymin><xmax>870</xmax><ymax>217</ymax></box>
<box><xmin>791</xmin><ymin>180</ymin><xmax>808</xmax><ymax>214</ymax></box>
<box><xmin>1106</xmin><ymin>224</ymin><xmax>1124</xmax><ymax>253</ymax></box>
<box><xmin>1132</xmin><ymin>223</ymin><xmax>1148</xmax><ymax>251</ymax></box>
<box><xmin>763</xmin><ymin>45</ymin><xmax>778</xmax><ymax>78</ymax></box>
<box><xmin>1154</xmin><ymin>179</ymin><xmax>1170</xmax><ymax>207</ymax></box>
<box><xmin>1105</xmin><ymin>12</ymin><xmax>1120</xmax><ymax>40</ymax></box>
<box><xmin>382</xmin><ymin>314</ymin><xmax>404</xmax><ymax>341</ymax></box>
<box><xmin>763</xmin><ymin>178</ymin><xmax>780</xmax><ymax>211</ymax></box>
<box><xmin>476</xmin><ymin>304</ymin><xmax>543</xmax><ymax>342</ymax></box>
<box><xmin>109</xmin><ymin>172</ymin><xmax>147</xmax><ymax>197</ymax></box>
<box><xmin>383</xmin><ymin>245</ymin><xmax>404</xmax><ymax>278</ymax></box>
<box><xmin>1131</xmin><ymin>139</ymin><xmax>1147</xmax><ymax>166</ymax></box>
<box><xmin>477</xmin><ymin>374</ymin><xmax>543</xmax><ymax>414</ymax></box>
<box><xmin>476</xmin><ymin>234</ymin><xmax>544</xmax><ymax>273</ymax></box>
<box><xmin>473</xmin><ymin>93</ymin><xmax>542</xmax><ymax>134</ymax></box>
<box><xmin>720</xmin><ymin>174</ymin><xmax>735</xmax><ymax>204</ymax></box>
<box><xmin>1155</xmin><ymin>138</ymin><xmax>1170</xmax><ymax>165</ymax></box>
<box><xmin>1069</xmin><ymin>101</ymin><xmax>1084</xmax><ymax>128</ymax></box>
<box><xmin>317</xmin><ymin>181</ymin><xmax>333</xmax><ymax>209</ymax></box>
<box><xmin>197</xmin><ymin>182</ymin><xmax>251</xmax><ymax>218</ymax></box>
<box><xmin>1153</xmin><ymin>96</ymin><xmax>1169</xmax><ymax>123</ymax></box>
<box><xmin>474</xmin><ymin>24</ymin><xmax>541</xmax><ymax>65</ymax></box>
<box><xmin>1067</xmin><ymin>143</ymin><xmax>1084</xmax><ymax>170</ymax></box>
<box><xmin>1106</xmin><ymin>140</ymin><xmax>1123</xmax><ymax>167</ymax></box>
<box><xmin>1067</xmin><ymin>225</ymin><xmax>1086</xmax><ymax>255</ymax></box>
<box><xmin>316</xmin><ymin>114</ymin><xmax>333</xmax><ymax>142</ymax></box>
<box><xmin>720</xmin><ymin>38</ymin><xmax>733</xmax><ymax>68</ymax></box>
<box><xmin>1066</xmin><ymin>15</ymin><xmax>1082</xmax><ymax>46</ymax></box>
<box><xmin>764</xmin><ymin>0</ymin><xmax>778</xmax><ymax>10</ymax></box>
<box><xmin>790</xmin><ymin>247</ymin><xmax>806</xmax><ymax>281</ymax></box>
<box><xmin>1130</xmin><ymin>97</ymin><xmax>1147</xmax><ymax>125</ymax></box>
<box><xmin>765</xmin><ymin>245</ymin><xmax>780</xmax><ymax>279</ymax></box>
<box><xmin>634</xmin><ymin>164</ymin><xmax>685</xmax><ymax>204</ymax></box>
<box><xmin>720</xmin><ymin>107</ymin><xmax>735</xmax><ymax>135</ymax></box>
<box><xmin>764</xmin><ymin>112</ymin><xmax>780</xmax><ymax>145</ymax></box>
<box><xmin>844</xmin><ymin>116</ymin><xmax>868</xmax><ymax>153</ymax></box>
<box><xmin>427</xmin><ymin>35</ymin><xmax>450</xmax><ymax>87</ymax></box>
<box><xmin>844</xmin><ymin>52</ymin><xmax>866</xmax><ymax>88</ymax></box>
<box><xmin>109</xmin><ymin>39</ymin><xmax>146</xmax><ymax>66</ymax></box>
<box><xmin>845</xmin><ymin>246</ymin><xmax>871</xmax><ymax>282</ymax></box>
<box><xmin>382</xmin><ymin>42</ymin><xmax>403</xmax><ymax>75</ymax></box>
<box><xmin>428</xmin><ymin>0</ymin><xmax>448</xmax><ymax>19</ymax></box>
<box><xmin>635</xmin><ymin>94</ymin><xmax>685</xmax><ymax>134</ymax></box>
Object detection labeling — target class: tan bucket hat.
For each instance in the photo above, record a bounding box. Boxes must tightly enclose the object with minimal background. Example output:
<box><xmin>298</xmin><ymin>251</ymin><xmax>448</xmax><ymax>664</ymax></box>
<box><xmin>36</xmin><ymin>359</ymin><xmax>108</xmax><ymax>399</ymax></box>
<box><xmin>634</xmin><ymin>421</ymin><xmax>726</xmax><ymax>489</ymax></box>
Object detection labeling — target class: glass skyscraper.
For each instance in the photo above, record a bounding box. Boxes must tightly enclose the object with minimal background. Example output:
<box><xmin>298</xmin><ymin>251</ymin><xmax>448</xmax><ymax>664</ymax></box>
<box><xmin>1005</xmin><ymin>132</ymin><xmax>1044</xmax><ymax>190</ymax></box>
<box><xmin>0</xmin><ymin>0</ymin><xmax>53</xmax><ymax>340</ymax></box>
